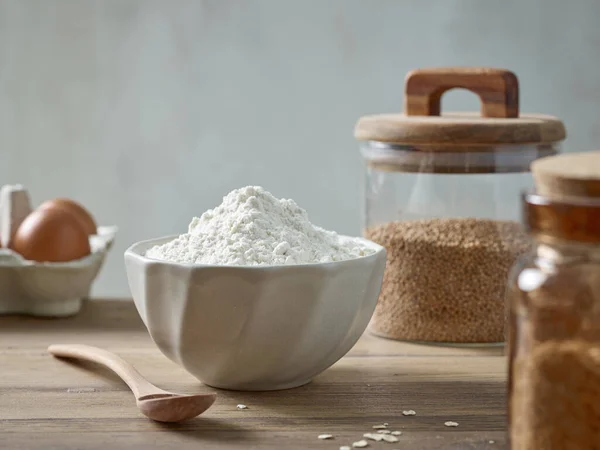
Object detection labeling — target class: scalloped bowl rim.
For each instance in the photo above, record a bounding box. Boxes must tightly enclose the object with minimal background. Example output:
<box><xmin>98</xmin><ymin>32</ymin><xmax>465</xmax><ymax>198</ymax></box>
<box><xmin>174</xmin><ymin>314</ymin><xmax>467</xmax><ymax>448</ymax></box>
<box><xmin>125</xmin><ymin>234</ymin><xmax>385</xmax><ymax>270</ymax></box>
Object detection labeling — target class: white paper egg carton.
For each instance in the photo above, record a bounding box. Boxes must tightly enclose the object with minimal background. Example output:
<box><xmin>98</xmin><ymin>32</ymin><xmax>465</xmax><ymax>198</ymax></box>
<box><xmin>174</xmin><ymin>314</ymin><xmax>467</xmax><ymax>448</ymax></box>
<box><xmin>0</xmin><ymin>184</ymin><xmax>117</xmax><ymax>317</ymax></box>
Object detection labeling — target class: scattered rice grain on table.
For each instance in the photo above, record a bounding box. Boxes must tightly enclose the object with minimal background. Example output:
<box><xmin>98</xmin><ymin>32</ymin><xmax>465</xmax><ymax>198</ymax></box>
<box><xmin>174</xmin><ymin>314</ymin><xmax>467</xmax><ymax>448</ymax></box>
<box><xmin>363</xmin><ymin>433</ymin><xmax>384</xmax><ymax>442</ymax></box>
<box><xmin>445</xmin><ymin>421</ymin><xmax>459</xmax><ymax>427</ymax></box>
<box><xmin>318</xmin><ymin>434</ymin><xmax>333</xmax><ymax>440</ymax></box>
<box><xmin>352</xmin><ymin>440</ymin><xmax>369</xmax><ymax>448</ymax></box>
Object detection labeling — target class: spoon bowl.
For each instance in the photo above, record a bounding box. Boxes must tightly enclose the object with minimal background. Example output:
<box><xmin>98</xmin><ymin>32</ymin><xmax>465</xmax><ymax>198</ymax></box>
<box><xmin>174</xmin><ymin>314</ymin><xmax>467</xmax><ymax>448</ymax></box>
<box><xmin>137</xmin><ymin>393</ymin><xmax>217</xmax><ymax>422</ymax></box>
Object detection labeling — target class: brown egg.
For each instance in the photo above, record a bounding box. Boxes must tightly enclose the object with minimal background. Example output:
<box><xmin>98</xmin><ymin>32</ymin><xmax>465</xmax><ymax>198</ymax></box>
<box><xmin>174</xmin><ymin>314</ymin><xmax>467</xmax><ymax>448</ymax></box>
<box><xmin>12</xmin><ymin>207</ymin><xmax>91</xmax><ymax>262</ymax></box>
<box><xmin>38</xmin><ymin>198</ymin><xmax>97</xmax><ymax>235</ymax></box>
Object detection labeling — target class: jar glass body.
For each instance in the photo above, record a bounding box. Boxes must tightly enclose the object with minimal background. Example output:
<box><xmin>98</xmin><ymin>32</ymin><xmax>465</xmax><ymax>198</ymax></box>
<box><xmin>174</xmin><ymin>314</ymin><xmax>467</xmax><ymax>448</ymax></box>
<box><xmin>507</xmin><ymin>237</ymin><xmax>600</xmax><ymax>448</ymax></box>
<box><xmin>361</xmin><ymin>142</ymin><xmax>561</xmax><ymax>345</ymax></box>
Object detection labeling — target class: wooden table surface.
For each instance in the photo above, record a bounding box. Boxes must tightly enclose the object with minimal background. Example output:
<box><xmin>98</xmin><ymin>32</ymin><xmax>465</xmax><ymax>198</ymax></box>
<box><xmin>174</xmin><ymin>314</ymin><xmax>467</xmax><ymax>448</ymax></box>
<box><xmin>1</xmin><ymin>299</ymin><xmax>507</xmax><ymax>450</ymax></box>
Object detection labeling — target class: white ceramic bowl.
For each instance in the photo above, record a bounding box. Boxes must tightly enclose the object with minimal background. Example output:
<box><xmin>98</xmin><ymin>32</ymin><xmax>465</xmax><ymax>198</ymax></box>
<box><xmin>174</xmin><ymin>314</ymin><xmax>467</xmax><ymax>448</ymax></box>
<box><xmin>124</xmin><ymin>235</ymin><xmax>386</xmax><ymax>391</ymax></box>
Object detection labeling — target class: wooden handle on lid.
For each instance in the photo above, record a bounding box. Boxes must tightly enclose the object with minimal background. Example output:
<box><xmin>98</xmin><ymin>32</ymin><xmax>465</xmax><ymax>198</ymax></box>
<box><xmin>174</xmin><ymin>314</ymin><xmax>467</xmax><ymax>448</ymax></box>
<box><xmin>404</xmin><ymin>67</ymin><xmax>519</xmax><ymax>118</ymax></box>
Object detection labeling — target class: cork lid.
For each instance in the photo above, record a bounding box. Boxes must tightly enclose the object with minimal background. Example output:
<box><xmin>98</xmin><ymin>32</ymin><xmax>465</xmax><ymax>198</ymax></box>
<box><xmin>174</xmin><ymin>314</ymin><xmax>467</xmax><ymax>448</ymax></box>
<box><xmin>526</xmin><ymin>151</ymin><xmax>600</xmax><ymax>243</ymax></box>
<box><xmin>532</xmin><ymin>151</ymin><xmax>600</xmax><ymax>198</ymax></box>
<box><xmin>355</xmin><ymin>67</ymin><xmax>566</xmax><ymax>147</ymax></box>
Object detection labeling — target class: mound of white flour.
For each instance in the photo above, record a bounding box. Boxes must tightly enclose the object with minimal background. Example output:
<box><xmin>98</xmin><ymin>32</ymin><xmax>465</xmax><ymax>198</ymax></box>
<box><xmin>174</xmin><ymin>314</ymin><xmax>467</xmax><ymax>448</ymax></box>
<box><xmin>146</xmin><ymin>186</ymin><xmax>375</xmax><ymax>266</ymax></box>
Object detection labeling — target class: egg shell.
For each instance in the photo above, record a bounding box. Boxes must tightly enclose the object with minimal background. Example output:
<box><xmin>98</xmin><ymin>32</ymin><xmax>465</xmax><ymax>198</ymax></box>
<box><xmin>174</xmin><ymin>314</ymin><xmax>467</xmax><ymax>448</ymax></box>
<box><xmin>12</xmin><ymin>207</ymin><xmax>91</xmax><ymax>262</ymax></box>
<box><xmin>38</xmin><ymin>198</ymin><xmax>97</xmax><ymax>236</ymax></box>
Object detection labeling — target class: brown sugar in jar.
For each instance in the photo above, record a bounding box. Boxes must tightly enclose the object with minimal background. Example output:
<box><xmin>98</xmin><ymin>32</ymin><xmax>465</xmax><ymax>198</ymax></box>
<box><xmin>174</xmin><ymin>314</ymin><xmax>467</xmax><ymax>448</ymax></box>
<box><xmin>511</xmin><ymin>341</ymin><xmax>600</xmax><ymax>449</ymax></box>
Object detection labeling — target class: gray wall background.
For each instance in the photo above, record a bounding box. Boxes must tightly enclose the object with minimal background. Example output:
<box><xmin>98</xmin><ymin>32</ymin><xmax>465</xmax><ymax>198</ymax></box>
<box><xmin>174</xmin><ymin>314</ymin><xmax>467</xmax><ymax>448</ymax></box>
<box><xmin>0</xmin><ymin>0</ymin><xmax>597</xmax><ymax>297</ymax></box>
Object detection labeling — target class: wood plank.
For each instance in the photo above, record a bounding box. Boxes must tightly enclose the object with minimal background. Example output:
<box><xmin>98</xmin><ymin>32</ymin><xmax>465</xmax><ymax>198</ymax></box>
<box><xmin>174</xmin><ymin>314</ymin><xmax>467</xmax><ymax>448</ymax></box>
<box><xmin>1</xmin><ymin>431</ymin><xmax>505</xmax><ymax>450</ymax></box>
<box><xmin>0</xmin><ymin>299</ymin><xmax>507</xmax><ymax>449</ymax></box>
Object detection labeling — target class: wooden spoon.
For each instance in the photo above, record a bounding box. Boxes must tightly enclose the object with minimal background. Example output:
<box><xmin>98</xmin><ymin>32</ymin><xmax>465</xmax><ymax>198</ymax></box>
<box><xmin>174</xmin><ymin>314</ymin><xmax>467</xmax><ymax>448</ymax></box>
<box><xmin>48</xmin><ymin>344</ymin><xmax>217</xmax><ymax>422</ymax></box>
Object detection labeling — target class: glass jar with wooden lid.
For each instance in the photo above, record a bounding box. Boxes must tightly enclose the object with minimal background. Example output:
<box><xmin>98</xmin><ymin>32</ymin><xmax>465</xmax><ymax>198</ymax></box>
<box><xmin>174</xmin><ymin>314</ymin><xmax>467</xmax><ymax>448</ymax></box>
<box><xmin>354</xmin><ymin>67</ymin><xmax>566</xmax><ymax>345</ymax></box>
<box><xmin>508</xmin><ymin>151</ymin><xmax>600</xmax><ymax>449</ymax></box>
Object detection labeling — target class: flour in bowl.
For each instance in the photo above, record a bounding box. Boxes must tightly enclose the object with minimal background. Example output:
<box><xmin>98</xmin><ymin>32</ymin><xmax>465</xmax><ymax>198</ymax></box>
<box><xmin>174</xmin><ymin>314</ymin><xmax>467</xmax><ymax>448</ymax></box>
<box><xmin>145</xmin><ymin>186</ymin><xmax>375</xmax><ymax>266</ymax></box>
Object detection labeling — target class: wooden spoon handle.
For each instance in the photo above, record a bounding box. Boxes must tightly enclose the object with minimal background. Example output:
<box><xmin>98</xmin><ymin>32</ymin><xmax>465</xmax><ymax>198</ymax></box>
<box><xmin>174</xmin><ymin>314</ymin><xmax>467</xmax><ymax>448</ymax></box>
<box><xmin>48</xmin><ymin>344</ymin><xmax>160</xmax><ymax>399</ymax></box>
<box><xmin>404</xmin><ymin>67</ymin><xmax>519</xmax><ymax>118</ymax></box>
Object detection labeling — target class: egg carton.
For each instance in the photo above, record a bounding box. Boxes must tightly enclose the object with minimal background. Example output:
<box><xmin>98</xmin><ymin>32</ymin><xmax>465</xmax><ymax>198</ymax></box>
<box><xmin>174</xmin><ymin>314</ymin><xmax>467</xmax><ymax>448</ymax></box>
<box><xmin>0</xmin><ymin>184</ymin><xmax>117</xmax><ymax>317</ymax></box>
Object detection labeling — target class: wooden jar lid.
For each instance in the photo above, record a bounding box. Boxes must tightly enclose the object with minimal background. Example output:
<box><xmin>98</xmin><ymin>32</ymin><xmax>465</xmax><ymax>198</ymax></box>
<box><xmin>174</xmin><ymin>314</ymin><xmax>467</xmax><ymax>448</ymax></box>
<box><xmin>527</xmin><ymin>152</ymin><xmax>600</xmax><ymax>243</ymax></box>
<box><xmin>355</xmin><ymin>67</ymin><xmax>566</xmax><ymax>147</ymax></box>
<box><xmin>531</xmin><ymin>151</ymin><xmax>600</xmax><ymax>198</ymax></box>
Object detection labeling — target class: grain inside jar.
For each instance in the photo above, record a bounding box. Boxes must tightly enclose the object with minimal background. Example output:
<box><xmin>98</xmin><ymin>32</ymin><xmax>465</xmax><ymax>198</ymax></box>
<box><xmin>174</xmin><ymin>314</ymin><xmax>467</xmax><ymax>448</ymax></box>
<box><xmin>365</xmin><ymin>217</ymin><xmax>531</xmax><ymax>343</ymax></box>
